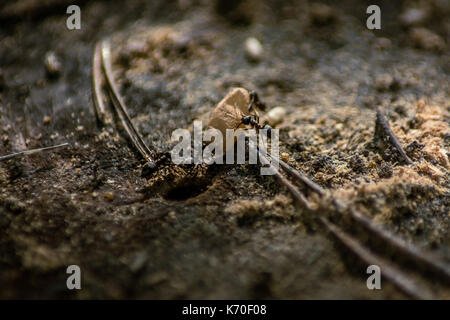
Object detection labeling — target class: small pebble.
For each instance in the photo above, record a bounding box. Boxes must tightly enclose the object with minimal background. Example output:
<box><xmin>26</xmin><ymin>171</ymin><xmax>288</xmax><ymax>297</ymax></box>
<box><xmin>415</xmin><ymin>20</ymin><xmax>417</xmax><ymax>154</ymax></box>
<box><xmin>265</xmin><ymin>106</ymin><xmax>286</xmax><ymax>126</ymax></box>
<box><xmin>127</xmin><ymin>40</ymin><xmax>149</xmax><ymax>56</ymax></box>
<box><xmin>374</xmin><ymin>74</ymin><xmax>399</xmax><ymax>91</ymax></box>
<box><xmin>130</xmin><ymin>252</ymin><xmax>148</xmax><ymax>272</ymax></box>
<box><xmin>104</xmin><ymin>191</ymin><xmax>115</xmax><ymax>201</ymax></box>
<box><xmin>244</xmin><ymin>37</ymin><xmax>263</xmax><ymax>62</ymax></box>
<box><xmin>309</xmin><ymin>3</ymin><xmax>337</xmax><ymax>25</ymax></box>
<box><xmin>410</xmin><ymin>28</ymin><xmax>445</xmax><ymax>52</ymax></box>
<box><xmin>374</xmin><ymin>37</ymin><xmax>391</xmax><ymax>50</ymax></box>
<box><xmin>44</xmin><ymin>51</ymin><xmax>62</xmax><ymax>78</ymax></box>
<box><xmin>399</xmin><ymin>8</ymin><xmax>428</xmax><ymax>26</ymax></box>
<box><xmin>43</xmin><ymin>116</ymin><xmax>51</xmax><ymax>124</ymax></box>
<box><xmin>416</xmin><ymin>218</ymin><xmax>424</xmax><ymax>231</ymax></box>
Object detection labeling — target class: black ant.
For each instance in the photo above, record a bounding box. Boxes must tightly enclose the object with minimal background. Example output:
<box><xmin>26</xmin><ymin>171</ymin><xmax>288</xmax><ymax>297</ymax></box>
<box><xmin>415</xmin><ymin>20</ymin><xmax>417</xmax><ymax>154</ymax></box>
<box><xmin>240</xmin><ymin>91</ymin><xmax>272</xmax><ymax>134</ymax></box>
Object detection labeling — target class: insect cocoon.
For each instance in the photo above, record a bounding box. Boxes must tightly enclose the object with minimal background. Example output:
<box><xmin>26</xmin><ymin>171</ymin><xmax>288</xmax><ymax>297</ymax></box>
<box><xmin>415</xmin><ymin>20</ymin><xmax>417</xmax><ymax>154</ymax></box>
<box><xmin>207</xmin><ymin>88</ymin><xmax>251</xmax><ymax>152</ymax></box>
<box><xmin>208</xmin><ymin>88</ymin><xmax>251</xmax><ymax>134</ymax></box>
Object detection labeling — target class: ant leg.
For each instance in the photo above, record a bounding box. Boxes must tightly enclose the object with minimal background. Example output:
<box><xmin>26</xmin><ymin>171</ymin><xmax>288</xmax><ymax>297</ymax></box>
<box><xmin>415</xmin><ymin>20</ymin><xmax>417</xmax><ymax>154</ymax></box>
<box><xmin>263</xmin><ymin>124</ymin><xmax>272</xmax><ymax>137</ymax></box>
<box><xmin>249</xmin><ymin>116</ymin><xmax>264</xmax><ymax>131</ymax></box>
<box><xmin>251</xmin><ymin>90</ymin><xmax>266</xmax><ymax>111</ymax></box>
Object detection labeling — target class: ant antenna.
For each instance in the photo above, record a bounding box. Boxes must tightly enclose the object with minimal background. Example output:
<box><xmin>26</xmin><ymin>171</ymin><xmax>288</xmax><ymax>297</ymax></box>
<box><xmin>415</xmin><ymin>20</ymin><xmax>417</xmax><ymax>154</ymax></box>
<box><xmin>248</xmin><ymin>90</ymin><xmax>266</xmax><ymax>112</ymax></box>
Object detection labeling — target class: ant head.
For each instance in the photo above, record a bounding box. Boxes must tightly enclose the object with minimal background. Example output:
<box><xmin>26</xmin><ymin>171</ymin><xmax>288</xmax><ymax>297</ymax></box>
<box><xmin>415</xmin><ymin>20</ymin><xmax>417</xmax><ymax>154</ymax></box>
<box><xmin>248</xmin><ymin>90</ymin><xmax>266</xmax><ymax>111</ymax></box>
<box><xmin>241</xmin><ymin>115</ymin><xmax>252</xmax><ymax>125</ymax></box>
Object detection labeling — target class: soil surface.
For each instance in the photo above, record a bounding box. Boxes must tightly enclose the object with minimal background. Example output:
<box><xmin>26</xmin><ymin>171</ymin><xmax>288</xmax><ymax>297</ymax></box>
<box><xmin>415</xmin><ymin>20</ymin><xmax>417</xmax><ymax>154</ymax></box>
<box><xmin>0</xmin><ymin>0</ymin><xmax>448</xmax><ymax>299</ymax></box>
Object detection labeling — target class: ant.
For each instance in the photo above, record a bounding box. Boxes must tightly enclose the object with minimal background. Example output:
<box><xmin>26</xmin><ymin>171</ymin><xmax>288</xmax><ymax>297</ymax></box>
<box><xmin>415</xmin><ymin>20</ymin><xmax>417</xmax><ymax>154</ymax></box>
<box><xmin>240</xmin><ymin>91</ymin><xmax>272</xmax><ymax>134</ymax></box>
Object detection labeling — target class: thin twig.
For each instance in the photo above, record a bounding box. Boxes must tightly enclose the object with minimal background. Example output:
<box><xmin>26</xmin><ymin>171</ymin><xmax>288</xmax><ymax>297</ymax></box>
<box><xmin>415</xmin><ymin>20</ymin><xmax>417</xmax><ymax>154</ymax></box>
<box><xmin>100</xmin><ymin>40</ymin><xmax>156</xmax><ymax>168</ymax></box>
<box><xmin>267</xmin><ymin>148</ymin><xmax>450</xmax><ymax>283</ymax></box>
<box><xmin>348</xmin><ymin>208</ymin><xmax>450</xmax><ymax>284</ymax></box>
<box><xmin>374</xmin><ymin>107</ymin><xmax>413</xmax><ymax>165</ymax></box>
<box><xmin>258</xmin><ymin>146</ymin><xmax>435</xmax><ymax>298</ymax></box>
<box><xmin>257</xmin><ymin>139</ymin><xmax>448</xmax><ymax>296</ymax></box>
<box><xmin>271</xmin><ymin>155</ymin><xmax>325</xmax><ymax>195</ymax></box>
<box><xmin>0</xmin><ymin>143</ymin><xmax>69</xmax><ymax>162</ymax></box>
<box><xmin>255</xmin><ymin>142</ymin><xmax>312</xmax><ymax>210</ymax></box>
<box><xmin>320</xmin><ymin>217</ymin><xmax>433</xmax><ymax>300</ymax></box>
<box><xmin>274</xmin><ymin>169</ymin><xmax>312</xmax><ymax>210</ymax></box>
<box><xmin>92</xmin><ymin>42</ymin><xmax>111</xmax><ymax>126</ymax></box>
